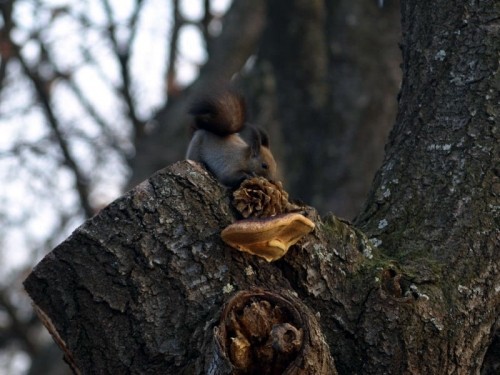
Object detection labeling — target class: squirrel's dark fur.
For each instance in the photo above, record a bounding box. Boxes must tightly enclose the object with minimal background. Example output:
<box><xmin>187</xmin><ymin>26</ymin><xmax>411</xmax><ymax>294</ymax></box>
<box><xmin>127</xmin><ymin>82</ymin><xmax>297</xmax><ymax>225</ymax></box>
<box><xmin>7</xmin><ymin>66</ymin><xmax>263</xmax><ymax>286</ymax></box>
<box><xmin>186</xmin><ymin>89</ymin><xmax>277</xmax><ymax>187</ymax></box>
<box><xmin>189</xmin><ymin>89</ymin><xmax>246</xmax><ymax>136</ymax></box>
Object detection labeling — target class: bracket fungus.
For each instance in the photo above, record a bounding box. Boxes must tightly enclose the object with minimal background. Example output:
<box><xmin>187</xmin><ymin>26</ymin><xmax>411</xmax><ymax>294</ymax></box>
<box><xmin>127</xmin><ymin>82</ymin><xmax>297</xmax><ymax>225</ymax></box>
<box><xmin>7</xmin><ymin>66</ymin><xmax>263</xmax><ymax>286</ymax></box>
<box><xmin>221</xmin><ymin>213</ymin><xmax>315</xmax><ymax>262</ymax></box>
<box><xmin>221</xmin><ymin>177</ymin><xmax>315</xmax><ymax>262</ymax></box>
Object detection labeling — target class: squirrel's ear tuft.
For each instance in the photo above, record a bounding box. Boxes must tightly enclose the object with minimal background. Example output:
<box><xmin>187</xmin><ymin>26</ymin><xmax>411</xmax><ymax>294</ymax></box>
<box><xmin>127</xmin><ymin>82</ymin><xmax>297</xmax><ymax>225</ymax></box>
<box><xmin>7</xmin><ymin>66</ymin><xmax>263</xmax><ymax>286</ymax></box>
<box><xmin>241</xmin><ymin>124</ymin><xmax>263</xmax><ymax>157</ymax></box>
<box><xmin>257</xmin><ymin>128</ymin><xmax>271</xmax><ymax>148</ymax></box>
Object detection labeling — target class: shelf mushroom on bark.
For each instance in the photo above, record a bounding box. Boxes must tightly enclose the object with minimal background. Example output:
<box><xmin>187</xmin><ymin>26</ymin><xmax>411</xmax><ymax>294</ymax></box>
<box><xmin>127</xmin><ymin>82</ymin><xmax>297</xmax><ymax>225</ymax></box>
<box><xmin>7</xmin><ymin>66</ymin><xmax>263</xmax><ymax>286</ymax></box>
<box><xmin>221</xmin><ymin>177</ymin><xmax>315</xmax><ymax>262</ymax></box>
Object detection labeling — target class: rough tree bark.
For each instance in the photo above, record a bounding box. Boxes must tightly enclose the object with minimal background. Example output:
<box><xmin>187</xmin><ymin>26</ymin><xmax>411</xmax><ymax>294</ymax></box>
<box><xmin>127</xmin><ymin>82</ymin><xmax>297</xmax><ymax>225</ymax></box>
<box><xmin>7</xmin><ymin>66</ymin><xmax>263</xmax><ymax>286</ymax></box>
<box><xmin>23</xmin><ymin>0</ymin><xmax>499</xmax><ymax>374</ymax></box>
<box><xmin>24</xmin><ymin>162</ymin><xmax>354</xmax><ymax>374</ymax></box>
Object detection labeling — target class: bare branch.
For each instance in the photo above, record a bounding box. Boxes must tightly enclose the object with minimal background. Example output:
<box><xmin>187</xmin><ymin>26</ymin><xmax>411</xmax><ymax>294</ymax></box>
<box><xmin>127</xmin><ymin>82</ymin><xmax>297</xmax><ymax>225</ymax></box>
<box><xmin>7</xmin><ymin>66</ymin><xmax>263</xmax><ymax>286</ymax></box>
<box><xmin>47</xmin><ymin>63</ymin><xmax>127</xmax><ymax>157</ymax></box>
<box><xmin>100</xmin><ymin>0</ymin><xmax>145</xmax><ymax>139</ymax></box>
<box><xmin>0</xmin><ymin>0</ymin><xmax>15</xmax><ymax>92</ymax></box>
<box><xmin>9</xmin><ymin>40</ymin><xmax>94</xmax><ymax>218</ymax></box>
<box><xmin>165</xmin><ymin>0</ymin><xmax>182</xmax><ymax>97</ymax></box>
<box><xmin>201</xmin><ymin>0</ymin><xmax>212</xmax><ymax>52</ymax></box>
<box><xmin>0</xmin><ymin>289</ymin><xmax>36</xmax><ymax>355</ymax></box>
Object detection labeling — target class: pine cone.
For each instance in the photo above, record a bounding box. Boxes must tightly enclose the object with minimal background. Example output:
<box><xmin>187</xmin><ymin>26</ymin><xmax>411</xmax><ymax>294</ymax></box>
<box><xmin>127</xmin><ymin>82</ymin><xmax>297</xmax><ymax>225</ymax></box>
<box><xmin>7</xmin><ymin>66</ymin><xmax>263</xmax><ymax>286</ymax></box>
<box><xmin>232</xmin><ymin>177</ymin><xmax>298</xmax><ymax>218</ymax></box>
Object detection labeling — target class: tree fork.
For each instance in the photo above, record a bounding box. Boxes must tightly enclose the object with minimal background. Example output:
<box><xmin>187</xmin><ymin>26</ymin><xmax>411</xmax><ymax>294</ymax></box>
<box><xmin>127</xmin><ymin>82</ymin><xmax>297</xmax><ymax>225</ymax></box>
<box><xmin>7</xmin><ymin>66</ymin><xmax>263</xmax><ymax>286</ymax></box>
<box><xmin>22</xmin><ymin>159</ymin><xmax>499</xmax><ymax>373</ymax></box>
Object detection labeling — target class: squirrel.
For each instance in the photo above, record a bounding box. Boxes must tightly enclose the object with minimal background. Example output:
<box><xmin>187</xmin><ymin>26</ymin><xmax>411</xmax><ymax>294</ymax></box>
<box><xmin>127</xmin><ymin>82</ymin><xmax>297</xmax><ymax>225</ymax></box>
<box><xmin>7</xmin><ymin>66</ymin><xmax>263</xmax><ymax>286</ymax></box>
<box><xmin>186</xmin><ymin>89</ymin><xmax>277</xmax><ymax>187</ymax></box>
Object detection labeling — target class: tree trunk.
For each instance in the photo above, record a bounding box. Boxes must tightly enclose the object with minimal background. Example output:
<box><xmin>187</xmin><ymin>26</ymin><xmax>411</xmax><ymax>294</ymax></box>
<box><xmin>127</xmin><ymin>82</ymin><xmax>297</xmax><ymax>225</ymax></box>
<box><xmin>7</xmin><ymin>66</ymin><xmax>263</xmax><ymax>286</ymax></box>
<box><xmin>354</xmin><ymin>0</ymin><xmax>500</xmax><ymax>372</ymax></box>
<box><xmin>23</xmin><ymin>0</ymin><xmax>499</xmax><ymax>374</ymax></box>
<box><xmin>245</xmin><ymin>0</ymin><xmax>401</xmax><ymax>218</ymax></box>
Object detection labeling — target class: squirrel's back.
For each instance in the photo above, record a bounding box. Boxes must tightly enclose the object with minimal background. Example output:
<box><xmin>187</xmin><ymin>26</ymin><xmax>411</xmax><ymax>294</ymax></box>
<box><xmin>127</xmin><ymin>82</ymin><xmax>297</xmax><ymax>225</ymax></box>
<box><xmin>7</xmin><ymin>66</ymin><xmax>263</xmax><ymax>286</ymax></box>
<box><xmin>186</xmin><ymin>88</ymin><xmax>277</xmax><ymax>187</ymax></box>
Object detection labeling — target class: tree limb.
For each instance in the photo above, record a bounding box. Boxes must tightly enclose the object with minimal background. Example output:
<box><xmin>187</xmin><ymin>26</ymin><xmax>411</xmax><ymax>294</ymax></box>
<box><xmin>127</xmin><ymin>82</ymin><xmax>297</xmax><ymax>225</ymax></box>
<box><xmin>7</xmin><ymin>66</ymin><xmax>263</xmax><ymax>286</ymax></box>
<box><xmin>10</xmin><ymin>40</ymin><xmax>94</xmax><ymax>218</ymax></box>
<box><xmin>101</xmin><ymin>0</ymin><xmax>146</xmax><ymax>139</ymax></box>
<box><xmin>23</xmin><ymin>156</ymin><xmax>500</xmax><ymax>373</ymax></box>
<box><xmin>0</xmin><ymin>289</ymin><xmax>36</xmax><ymax>355</ymax></box>
<box><xmin>165</xmin><ymin>0</ymin><xmax>182</xmax><ymax>97</ymax></box>
<box><xmin>23</xmin><ymin>161</ymin><xmax>364</xmax><ymax>373</ymax></box>
<box><xmin>0</xmin><ymin>0</ymin><xmax>15</xmax><ymax>92</ymax></box>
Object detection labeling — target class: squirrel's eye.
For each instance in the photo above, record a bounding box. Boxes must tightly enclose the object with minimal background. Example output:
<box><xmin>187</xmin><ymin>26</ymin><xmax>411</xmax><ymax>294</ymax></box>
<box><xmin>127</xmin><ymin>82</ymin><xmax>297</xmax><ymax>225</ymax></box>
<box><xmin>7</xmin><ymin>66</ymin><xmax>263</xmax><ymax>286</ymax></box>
<box><xmin>262</xmin><ymin>163</ymin><xmax>268</xmax><ymax>170</ymax></box>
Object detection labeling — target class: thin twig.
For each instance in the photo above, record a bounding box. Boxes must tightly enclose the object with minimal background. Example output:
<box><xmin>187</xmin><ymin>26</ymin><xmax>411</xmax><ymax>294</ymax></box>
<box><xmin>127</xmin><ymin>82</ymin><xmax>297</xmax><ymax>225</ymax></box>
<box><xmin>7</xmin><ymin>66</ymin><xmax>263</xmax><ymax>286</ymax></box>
<box><xmin>0</xmin><ymin>289</ymin><xmax>37</xmax><ymax>355</ymax></box>
<box><xmin>40</xmin><ymin>42</ymin><xmax>127</xmax><ymax>156</ymax></box>
<box><xmin>0</xmin><ymin>0</ymin><xmax>15</xmax><ymax>91</ymax></box>
<box><xmin>11</xmin><ymin>40</ymin><xmax>94</xmax><ymax>218</ymax></box>
<box><xmin>166</xmin><ymin>0</ymin><xmax>182</xmax><ymax>98</ymax></box>
<box><xmin>101</xmin><ymin>0</ymin><xmax>145</xmax><ymax>139</ymax></box>
<box><xmin>201</xmin><ymin>0</ymin><xmax>212</xmax><ymax>50</ymax></box>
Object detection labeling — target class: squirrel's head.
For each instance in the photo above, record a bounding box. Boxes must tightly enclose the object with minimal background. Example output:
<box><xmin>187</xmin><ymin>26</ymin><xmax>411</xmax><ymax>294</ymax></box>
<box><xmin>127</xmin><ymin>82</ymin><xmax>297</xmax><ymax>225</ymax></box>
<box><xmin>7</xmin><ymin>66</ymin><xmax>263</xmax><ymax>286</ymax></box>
<box><xmin>243</xmin><ymin>124</ymin><xmax>277</xmax><ymax>181</ymax></box>
<box><xmin>254</xmin><ymin>146</ymin><xmax>277</xmax><ymax>181</ymax></box>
